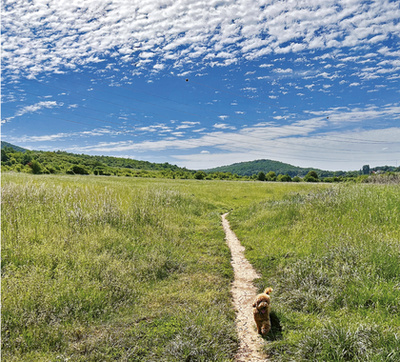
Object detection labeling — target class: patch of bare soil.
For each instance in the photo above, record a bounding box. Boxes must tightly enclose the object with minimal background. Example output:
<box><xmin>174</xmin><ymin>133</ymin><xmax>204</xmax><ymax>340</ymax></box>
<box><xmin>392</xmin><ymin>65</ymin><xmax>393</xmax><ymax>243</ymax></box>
<box><xmin>222</xmin><ymin>213</ymin><xmax>267</xmax><ymax>362</ymax></box>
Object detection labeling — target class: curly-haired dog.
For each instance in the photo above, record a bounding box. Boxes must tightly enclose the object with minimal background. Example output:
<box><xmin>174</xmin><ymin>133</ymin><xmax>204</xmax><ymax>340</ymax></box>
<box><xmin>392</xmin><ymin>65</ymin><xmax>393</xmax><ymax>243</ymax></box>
<box><xmin>253</xmin><ymin>287</ymin><xmax>273</xmax><ymax>335</ymax></box>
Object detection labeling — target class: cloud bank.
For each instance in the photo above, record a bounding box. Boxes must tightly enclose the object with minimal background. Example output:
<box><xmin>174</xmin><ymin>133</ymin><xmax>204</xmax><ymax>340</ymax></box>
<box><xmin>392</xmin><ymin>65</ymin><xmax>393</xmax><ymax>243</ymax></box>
<box><xmin>2</xmin><ymin>0</ymin><xmax>400</xmax><ymax>79</ymax></box>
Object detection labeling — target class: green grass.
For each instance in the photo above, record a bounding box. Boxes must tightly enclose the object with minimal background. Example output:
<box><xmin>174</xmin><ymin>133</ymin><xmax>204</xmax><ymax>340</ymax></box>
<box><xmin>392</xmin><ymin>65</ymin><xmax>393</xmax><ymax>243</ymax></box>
<box><xmin>1</xmin><ymin>174</ymin><xmax>238</xmax><ymax>361</ymax></box>
<box><xmin>3</xmin><ymin>174</ymin><xmax>316</xmax><ymax>361</ymax></box>
<box><xmin>3</xmin><ymin>173</ymin><xmax>399</xmax><ymax>361</ymax></box>
<box><xmin>229</xmin><ymin>184</ymin><xmax>400</xmax><ymax>361</ymax></box>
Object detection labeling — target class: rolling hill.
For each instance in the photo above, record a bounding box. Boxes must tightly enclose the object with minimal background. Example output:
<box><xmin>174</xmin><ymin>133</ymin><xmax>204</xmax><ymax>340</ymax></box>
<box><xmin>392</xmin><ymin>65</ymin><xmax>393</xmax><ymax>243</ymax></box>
<box><xmin>1</xmin><ymin>141</ymin><xmax>28</xmax><ymax>153</ymax></box>
<box><xmin>3</xmin><ymin>142</ymin><xmax>398</xmax><ymax>178</ymax></box>
<box><xmin>1</xmin><ymin>142</ymin><xmax>191</xmax><ymax>176</ymax></box>
<box><xmin>204</xmin><ymin>159</ymin><xmax>330</xmax><ymax>177</ymax></box>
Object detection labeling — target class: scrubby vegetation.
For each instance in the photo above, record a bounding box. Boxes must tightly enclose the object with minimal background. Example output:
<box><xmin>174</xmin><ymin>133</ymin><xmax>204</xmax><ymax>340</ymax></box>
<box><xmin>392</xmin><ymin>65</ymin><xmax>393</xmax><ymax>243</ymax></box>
<box><xmin>1</xmin><ymin>146</ymin><xmax>252</xmax><ymax>181</ymax></box>
<box><xmin>229</xmin><ymin>184</ymin><xmax>400</xmax><ymax>361</ymax></box>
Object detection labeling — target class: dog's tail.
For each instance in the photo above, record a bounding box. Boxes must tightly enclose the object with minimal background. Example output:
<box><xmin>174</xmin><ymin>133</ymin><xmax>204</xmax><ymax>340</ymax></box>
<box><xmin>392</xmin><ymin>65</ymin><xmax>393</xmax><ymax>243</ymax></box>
<box><xmin>264</xmin><ymin>287</ymin><xmax>273</xmax><ymax>295</ymax></box>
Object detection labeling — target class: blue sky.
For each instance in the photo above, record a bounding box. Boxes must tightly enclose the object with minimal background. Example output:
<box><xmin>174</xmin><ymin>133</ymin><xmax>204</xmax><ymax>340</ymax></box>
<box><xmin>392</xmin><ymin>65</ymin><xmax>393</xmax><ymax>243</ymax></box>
<box><xmin>2</xmin><ymin>0</ymin><xmax>400</xmax><ymax>171</ymax></box>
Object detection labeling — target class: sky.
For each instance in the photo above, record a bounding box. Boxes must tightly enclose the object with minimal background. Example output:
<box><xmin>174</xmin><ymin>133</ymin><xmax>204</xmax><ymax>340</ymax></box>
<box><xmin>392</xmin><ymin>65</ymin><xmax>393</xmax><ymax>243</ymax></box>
<box><xmin>2</xmin><ymin>0</ymin><xmax>400</xmax><ymax>171</ymax></box>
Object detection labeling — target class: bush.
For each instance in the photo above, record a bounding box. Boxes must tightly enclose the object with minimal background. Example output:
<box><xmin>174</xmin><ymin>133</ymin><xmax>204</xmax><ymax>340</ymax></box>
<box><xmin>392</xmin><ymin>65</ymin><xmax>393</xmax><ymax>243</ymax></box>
<box><xmin>304</xmin><ymin>171</ymin><xmax>319</xmax><ymax>182</ymax></box>
<box><xmin>257</xmin><ymin>172</ymin><xmax>266</xmax><ymax>181</ymax></box>
<box><xmin>194</xmin><ymin>171</ymin><xmax>206</xmax><ymax>180</ymax></box>
<box><xmin>66</xmin><ymin>164</ymin><xmax>89</xmax><ymax>175</ymax></box>
<box><xmin>266</xmin><ymin>171</ymin><xmax>277</xmax><ymax>181</ymax></box>
<box><xmin>277</xmin><ymin>174</ymin><xmax>292</xmax><ymax>182</ymax></box>
<box><xmin>28</xmin><ymin>160</ymin><xmax>43</xmax><ymax>174</ymax></box>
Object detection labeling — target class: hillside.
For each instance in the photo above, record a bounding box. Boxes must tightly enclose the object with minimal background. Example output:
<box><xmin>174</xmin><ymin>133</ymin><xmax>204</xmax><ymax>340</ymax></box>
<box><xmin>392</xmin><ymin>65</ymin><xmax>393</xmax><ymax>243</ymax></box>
<box><xmin>204</xmin><ymin>159</ymin><xmax>331</xmax><ymax>177</ymax></box>
<box><xmin>1</xmin><ymin>141</ymin><xmax>27</xmax><ymax>153</ymax></box>
<box><xmin>3</xmin><ymin>142</ymin><xmax>398</xmax><ymax>180</ymax></box>
<box><xmin>1</xmin><ymin>142</ymin><xmax>192</xmax><ymax>177</ymax></box>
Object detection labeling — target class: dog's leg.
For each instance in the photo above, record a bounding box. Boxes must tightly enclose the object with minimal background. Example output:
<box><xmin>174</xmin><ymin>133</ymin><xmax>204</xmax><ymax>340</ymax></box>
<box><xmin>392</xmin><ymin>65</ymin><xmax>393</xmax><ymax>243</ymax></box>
<box><xmin>261</xmin><ymin>321</ymin><xmax>271</xmax><ymax>335</ymax></box>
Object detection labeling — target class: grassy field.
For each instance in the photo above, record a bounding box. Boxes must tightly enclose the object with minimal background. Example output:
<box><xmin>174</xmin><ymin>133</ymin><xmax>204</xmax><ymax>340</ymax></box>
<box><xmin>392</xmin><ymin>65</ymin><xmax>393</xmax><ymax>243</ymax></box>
<box><xmin>2</xmin><ymin>173</ymin><xmax>399</xmax><ymax>361</ymax></box>
<box><xmin>230</xmin><ymin>183</ymin><xmax>400</xmax><ymax>361</ymax></box>
<box><xmin>1</xmin><ymin>173</ymin><xmax>315</xmax><ymax>361</ymax></box>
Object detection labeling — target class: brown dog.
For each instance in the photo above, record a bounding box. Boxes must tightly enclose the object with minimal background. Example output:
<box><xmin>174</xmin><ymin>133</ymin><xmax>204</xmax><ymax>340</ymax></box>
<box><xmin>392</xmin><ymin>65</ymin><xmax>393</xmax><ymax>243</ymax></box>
<box><xmin>253</xmin><ymin>287</ymin><xmax>273</xmax><ymax>335</ymax></box>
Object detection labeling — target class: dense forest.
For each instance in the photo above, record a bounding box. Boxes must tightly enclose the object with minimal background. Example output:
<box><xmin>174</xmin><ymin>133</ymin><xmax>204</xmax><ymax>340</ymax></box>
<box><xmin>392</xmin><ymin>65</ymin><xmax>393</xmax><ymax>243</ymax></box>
<box><xmin>2</xmin><ymin>142</ymin><xmax>398</xmax><ymax>183</ymax></box>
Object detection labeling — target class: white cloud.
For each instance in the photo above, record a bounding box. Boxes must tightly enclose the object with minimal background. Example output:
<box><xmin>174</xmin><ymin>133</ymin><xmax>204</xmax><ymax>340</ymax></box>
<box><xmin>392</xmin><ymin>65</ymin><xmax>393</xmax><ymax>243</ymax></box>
<box><xmin>2</xmin><ymin>100</ymin><xmax>60</xmax><ymax>123</ymax></box>
<box><xmin>170</xmin><ymin>126</ymin><xmax>400</xmax><ymax>170</ymax></box>
<box><xmin>3</xmin><ymin>0</ymin><xmax>399</xmax><ymax>79</ymax></box>
<box><xmin>59</xmin><ymin>103</ymin><xmax>400</xmax><ymax>170</ymax></box>
<box><xmin>273</xmin><ymin>68</ymin><xmax>293</xmax><ymax>74</ymax></box>
<box><xmin>213</xmin><ymin>123</ymin><xmax>236</xmax><ymax>130</ymax></box>
<box><xmin>176</xmin><ymin>122</ymin><xmax>199</xmax><ymax>130</ymax></box>
<box><xmin>6</xmin><ymin>127</ymin><xmax>123</xmax><ymax>143</ymax></box>
<box><xmin>16</xmin><ymin>101</ymin><xmax>59</xmax><ymax>116</ymax></box>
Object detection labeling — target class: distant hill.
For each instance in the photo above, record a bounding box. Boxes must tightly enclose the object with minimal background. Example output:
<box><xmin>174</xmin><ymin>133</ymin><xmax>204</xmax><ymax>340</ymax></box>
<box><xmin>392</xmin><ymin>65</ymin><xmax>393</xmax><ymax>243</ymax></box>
<box><xmin>1</xmin><ymin>141</ymin><xmax>27</xmax><ymax>153</ymax></box>
<box><xmin>3</xmin><ymin>142</ymin><xmax>398</xmax><ymax>179</ymax></box>
<box><xmin>1</xmin><ymin>143</ymin><xmax>192</xmax><ymax>177</ymax></box>
<box><xmin>204</xmin><ymin>159</ymin><xmax>330</xmax><ymax>177</ymax></box>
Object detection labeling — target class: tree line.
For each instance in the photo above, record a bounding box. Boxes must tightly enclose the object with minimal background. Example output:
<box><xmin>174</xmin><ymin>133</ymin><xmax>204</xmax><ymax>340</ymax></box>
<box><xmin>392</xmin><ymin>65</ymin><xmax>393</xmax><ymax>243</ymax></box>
<box><xmin>1</xmin><ymin>146</ymin><xmax>398</xmax><ymax>183</ymax></box>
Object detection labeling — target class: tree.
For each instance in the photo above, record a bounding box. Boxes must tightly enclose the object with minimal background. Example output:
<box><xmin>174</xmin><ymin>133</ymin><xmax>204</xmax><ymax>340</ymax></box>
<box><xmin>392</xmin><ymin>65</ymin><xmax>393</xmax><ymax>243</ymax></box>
<box><xmin>194</xmin><ymin>171</ymin><xmax>206</xmax><ymax>180</ymax></box>
<box><xmin>28</xmin><ymin>160</ymin><xmax>43</xmax><ymax>174</ymax></box>
<box><xmin>266</xmin><ymin>171</ymin><xmax>276</xmax><ymax>181</ymax></box>
<box><xmin>1</xmin><ymin>149</ymin><xmax>9</xmax><ymax>162</ymax></box>
<box><xmin>304</xmin><ymin>170</ymin><xmax>319</xmax><ymax>182</ymax></box>
<box><xmin>66</xmin><ymin>164</ymin><xmax>89</xmax><ymax>175</ymax></box>
<box><xmin>362</xmin><ymin>165</ymin><xmax>370</xmax><ymax>175</ymax></box>
<box><xmin>257</xmin><ymin>171</ymin><xmax>266</xmax><ymax>181</ymax></box>
<box><xmin>277</xmin><ymin>174</ymin><xmax>292</xmax><ymax>182</ymax></box>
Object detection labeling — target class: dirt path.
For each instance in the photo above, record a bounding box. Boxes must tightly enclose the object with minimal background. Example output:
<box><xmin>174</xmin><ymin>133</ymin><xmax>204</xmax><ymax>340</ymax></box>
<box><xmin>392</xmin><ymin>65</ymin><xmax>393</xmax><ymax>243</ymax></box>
<box><xmin>221</xmin><ymin>213</ymin><xmax>267</xmax><ymax>362</ymax></box>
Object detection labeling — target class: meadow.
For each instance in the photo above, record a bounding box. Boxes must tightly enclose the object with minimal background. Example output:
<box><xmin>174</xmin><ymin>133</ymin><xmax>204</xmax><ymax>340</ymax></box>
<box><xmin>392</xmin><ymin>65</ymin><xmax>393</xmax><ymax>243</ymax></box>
<box><xmin>230</xmin><ymin>183</ymin><xmax>400</xmax><ymax>361</ymax></box>
<box><xmin>2</xmin><ymin>172</ymin><xmax>399</xmax><ymax>361</ymax></box>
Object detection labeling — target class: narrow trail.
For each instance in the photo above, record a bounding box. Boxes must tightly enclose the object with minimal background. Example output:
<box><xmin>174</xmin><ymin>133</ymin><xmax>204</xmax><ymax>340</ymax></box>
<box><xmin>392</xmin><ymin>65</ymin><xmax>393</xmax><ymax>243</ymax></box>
<box><xmin>221</xmin><ymin>213</ymin><xmax>267</xmax><ymax>362</ymax></box>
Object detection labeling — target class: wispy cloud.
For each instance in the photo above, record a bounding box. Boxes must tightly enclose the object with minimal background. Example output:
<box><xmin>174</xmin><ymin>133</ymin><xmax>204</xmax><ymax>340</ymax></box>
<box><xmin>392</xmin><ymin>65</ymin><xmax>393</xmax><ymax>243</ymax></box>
<box><xmin>2</xmin><ymin>101</ymin><xmax>60</xmax><ymax>124</ymax></box>
<box><xmin>6</xmin><ymin>128</ymin><xmax>125</xmax><ymax>143</ymax></box>
<box><xmin>57</xmin><ymin>104</ymin><xmax>400</xmax><ymax>170</ymax></box>
<box><xmin>213</xmin><ymin>123</ymin><xmax>236</xmax><ymax>130</ymax></box>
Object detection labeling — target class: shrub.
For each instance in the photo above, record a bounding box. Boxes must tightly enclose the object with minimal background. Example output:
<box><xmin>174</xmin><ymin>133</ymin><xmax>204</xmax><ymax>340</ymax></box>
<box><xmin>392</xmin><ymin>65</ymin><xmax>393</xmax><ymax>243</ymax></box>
<box><xmin>28</xmin><ymin>160</ymin><xmax>43</xmax><ymax>174</ymax></box>
<box><xmin>304</xmin><ymin>170</ymin><xmax>319</xmax><ymax>182</ymax></box>
<box><xmin>266</xmin><ymin>171</ymin><xmax>277</xmax><ymax>181</ymax></box>
<box><xmin>194</xmin><ymin>171</ymin><xmax>206</xmax><ymax>180</ymax></box>
<box><xmin>277</xmin><ymin>174</ymin><xmax>292</xmax><ymax>182</ymax></box>
<box><xmin>66</xmin><ymin>164</ymin><xmax>89</xmax><ymax>175</ymax></box>
<box><xmin>257</xmin><ymin>171</ymin><xmax>266</xmax><ymax>181</ymax></box>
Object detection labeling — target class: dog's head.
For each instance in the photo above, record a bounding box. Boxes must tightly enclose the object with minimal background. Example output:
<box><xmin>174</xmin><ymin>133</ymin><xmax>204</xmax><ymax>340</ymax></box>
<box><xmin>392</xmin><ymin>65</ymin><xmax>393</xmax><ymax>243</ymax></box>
<box><xmin>253</xmin><ymin>287</ymin><xmax>273</xmax><ymax>314</ymax></box>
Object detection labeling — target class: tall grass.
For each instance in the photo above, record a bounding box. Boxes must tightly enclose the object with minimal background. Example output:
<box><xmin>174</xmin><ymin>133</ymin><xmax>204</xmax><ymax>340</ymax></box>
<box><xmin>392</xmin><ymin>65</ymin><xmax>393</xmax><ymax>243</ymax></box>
<box><xmin>2</xmin><ymin>174</ymin><xmax>243</xmax><ymax>361</ymax></box>
<box><xmin>229</xmin><ymin>184</ymin><xmax>400</xmax><ymax>361</ymax></box>
<box><xmin>6</xmin><ymin>173</ymin><xmax>394</xmax><ymax>361</ymax></box>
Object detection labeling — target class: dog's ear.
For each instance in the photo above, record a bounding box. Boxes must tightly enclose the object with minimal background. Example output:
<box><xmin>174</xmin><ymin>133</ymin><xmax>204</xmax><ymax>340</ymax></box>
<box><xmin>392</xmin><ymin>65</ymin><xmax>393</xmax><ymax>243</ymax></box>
<box><xmin>264</xmin><ymin>287</ymin><xmax>273</xmax><ymax>295</ymax></box>
<box><xmin>252</xmin><ymin>301</ymin><xmax>257</xmax><ymax>307</ymax></box>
